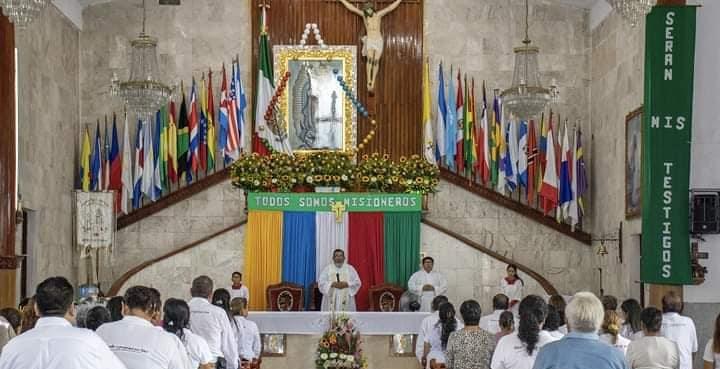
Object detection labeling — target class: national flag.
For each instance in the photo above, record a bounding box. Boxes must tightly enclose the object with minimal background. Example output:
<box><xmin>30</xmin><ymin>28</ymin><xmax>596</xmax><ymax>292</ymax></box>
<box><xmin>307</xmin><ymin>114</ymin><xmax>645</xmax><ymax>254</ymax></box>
<box><xmin>539</xmin><ymin>123</ymin><xmax>559</xmax><ymax>215</ymax></box>
<box><xmin>576</xmin><ymin>129</ymin><xmax>588</xmax><ymax>218</ymax></box>
<box><xmin>495</xmin><ymin>99</ymin><xmax>506</xmax><ymax>193</ymax></box>
<box><xmin>455</xmin><ymin>71</ymin><xmax>464</xmax><ymax>174</ymax></box>
<box><xmin>559</xmin><ymin>122</ymin><xmax>573</xmax><ymax>219</ymax></box>
<box><xmin>177</xmin><ymin>89</ymin><xmax>190</xmax><ymax>183</ymax></box>
<box><xmin>109</xmin><ymin>114</ymin><xmax>122</xmax><ymax>212</ymax></box>
<box><xmin>189</xmin><ymin>79</ymin><xmax>200</xmax><ymax>176</ymax></box>
<box><xmin>167</xmin><ymin>101</ymin><xmax>178</xmax><ymax>184</ymax></box>
<box><xmin>142</xmin><ymin>115</ymin><xmax>155</xmax><ymax>200</ymax></box>
<box><xmin>422</xmin><ymin>59</ymin><xmax>435</xmax><ymax>165</ymax></box>
<box><xmin>527</xmin><ymin>120</ymin><xmax>538</xmax><ymax>205</ymax></box>
<box><xmin>490</xmin><ymin>94</ymin><xmax>501</xmax><ymax>188</ymax></box>
<box><xmin>463</xmin><ymin>77</ymin><xmax>477</xmax><ymax>176</ymax></box>
<box><xmin>254</xmin><ymin>5</ymin><xmax>276</xmax><ymax>154</ymax></box>
<box><xmin>120</xmin><ymin>112</ymin><xmax>132</xmax><ymax>214</ymax></box>
<box><xmin>536</xmin><ymin>112</ymin><xmax>546</xmax><ymax>192</ymax></box>
<box><xmin>568</xmin><ymin>128</ymin><xmax>580</xmax><ymax>229</ymax></box>
<box><xmin>103</xmin><ymin>117</ymin><xmax>110</xmax><ymax>190</ymax></box>
<box><xmin>153</xmin><ymin>111</ymin><xmax>163</xmax><ymax>200</ymax></box>
<box><xmin>207</xmin><ymin>69</ymin><xmax>216</xmax><ymax>171</ymax></box>
<box><xmin>90</xmin><ymin>122</ymin><xmax>102</xmax><ymax>191</ymax></box>
<box><xmin>221</xmin><ymin>64</ymin><xmax>240</xmax><ymax>162</ymax></box>
<box><xmin>504</xmin><ymin>119</ymin><xmax>518</xmax><ymax>192</ymax></box>
<box><xmin>233</xmin><ymin>60</ymin><xmax>248</xmax><ymax>153</ymax></box>
<box><xmin>477</xmin><ymin>81</ymin><xmax>490</xmax><ymax>184</ymax></box>
<box><xmin>159</xmin><ymin>106</ymin><xmax>168</xmax><ymax>190</ymax></box>
<box><xmin>518</xmin><ymin>120</ymin><xmax>529</xmax><ymax>189</ymax></box>
<box><xmin>132</xmin><ymin>119</ymin><xmax>144</xmax><ymax>209</ymax></box>
<box><xmin>199</xmin><ymin>76</ymin><xmax>208</xmax><ymax>172</ymax></box>
<box><xmin>79</xmin><ymin>127</ymin><xmax>91</xmax><ymax>191</ymax></box>
<box><xmin>444</xmin><ymin>66</ymin><xmax>456</xmax><ymax>168</ymax></box>
<box><xmin>435</xmin><ymin>63</ymin><xmax>447</xmax><ymax>163</ymax></box>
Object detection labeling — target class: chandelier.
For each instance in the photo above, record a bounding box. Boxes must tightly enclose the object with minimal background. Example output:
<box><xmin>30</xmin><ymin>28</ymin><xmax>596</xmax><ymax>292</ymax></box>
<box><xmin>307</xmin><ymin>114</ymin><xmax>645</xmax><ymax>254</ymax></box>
<box><xmin>0</xmin><ymin>0</ymin><xmax>49</xmax><ymax>27</ymax></box>
<box><xmin>111</xmin><ymin>0</ymin><xmax>171</xmax><ymax>114</ymax></box>
<box><xmin>608</xmin><ymin>0</ymin><xmax>656</xmax><ymax>27</ymax></box>
<box><xmin>501</xmin><ymin>0</ymin><xmax>558</xmax><ymax>120</ymax></box>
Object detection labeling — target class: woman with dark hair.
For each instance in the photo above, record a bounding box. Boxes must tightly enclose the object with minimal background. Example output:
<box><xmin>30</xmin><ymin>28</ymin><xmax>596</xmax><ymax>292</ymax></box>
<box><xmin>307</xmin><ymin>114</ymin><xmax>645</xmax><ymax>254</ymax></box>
<box><xmin>703</xmin><ymin>312</ymin><xmax>720</xmax><ymax>369</ymax></box>
<box><xmin>491</xmin><ymin>295</ymin><xmax>558</xmax><ymax>369</ymax></box>
<box><xmin>85</xmin><ymin>306</ymin><xmax>111</xmax><ymax>331</ymax></box>
<box><xmin>497</xmin><ymin>311</ymin><xmax>515</xmax><ymax>341</ymax></box>
<box><xmin>162</xmin><ymin>298</ymin><xmax>215</xmax><ymax>369</ymax></box>
<box><xmin>106</xmin><ymin>296</ymin><xmax>125</xmax><ymax>322</ymax></box>
<box><xmin>543</xmin><ymin>305</ymin><xmax>564</xmax><ymax>339</ymax></box>
<box><xmin>445</xmin><ymin>300</ymin><xmax>495</xmax><ymax>369</ymax></box>
<box><xmin>600</xmin><ymin>310</ymin><xmax>630</xmax><ymax>355</ymax></box>
<box><xmin>547</xmin><ymin>295</ymin><xmax>567</xmax><ymax>334</ymax></box>
<box><xmin>620</xmin><ymin>298</ymin><xmax>643</xmax><ymax>340</ymax></box>
<box><xmin>212</xmin><ymin>288</ymin><xmax>237</xmax><ymax>329</ymax></box>
<box><xmin>422</xmin><ymin>302</ymin><xmax>458</xmax><ymax>368</ymax></box>
<box><xmin>500</xmin><ymin>264</ymin><xmax>524</xmax><ymax>308</ymax></box>
<box><xmin>19</xmin><ymin>296</ymin><xmax>38</xmax><ymax>333</ymax></box>
<box><xmin>626</xmin><ymin>307</ymin><xmax>679</xmax><ymax>369</ymax></box>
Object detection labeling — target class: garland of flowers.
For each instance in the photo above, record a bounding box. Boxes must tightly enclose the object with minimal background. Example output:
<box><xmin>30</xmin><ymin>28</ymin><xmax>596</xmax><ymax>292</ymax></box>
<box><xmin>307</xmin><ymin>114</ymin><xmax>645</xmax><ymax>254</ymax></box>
<box><xmin>316</xmin><ymin>315</ymin><xmax>367</xmax><ymax>369</ymax></box>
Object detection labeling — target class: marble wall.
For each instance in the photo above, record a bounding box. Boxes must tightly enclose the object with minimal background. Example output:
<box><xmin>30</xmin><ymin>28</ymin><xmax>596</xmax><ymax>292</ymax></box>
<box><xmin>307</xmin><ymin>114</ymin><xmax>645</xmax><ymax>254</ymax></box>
<box><xmin>15</xmin><ymin>4</ymin><xmax>80</xmax><ymax>287</ymax></box>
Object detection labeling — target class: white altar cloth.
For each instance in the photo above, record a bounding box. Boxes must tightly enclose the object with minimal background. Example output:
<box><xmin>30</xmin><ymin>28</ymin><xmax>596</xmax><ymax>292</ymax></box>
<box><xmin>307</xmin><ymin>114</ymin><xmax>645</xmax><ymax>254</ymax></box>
<box><xmin>247</xmin><ymin>312</ymin><xmax>430</xmax><ymax>335</ymax></box>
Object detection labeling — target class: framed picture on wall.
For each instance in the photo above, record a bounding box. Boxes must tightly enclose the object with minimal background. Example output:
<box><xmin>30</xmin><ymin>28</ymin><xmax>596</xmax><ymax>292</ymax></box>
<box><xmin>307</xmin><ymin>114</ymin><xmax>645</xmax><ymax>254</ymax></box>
<box><xmin>625</xmin><ymin>107</ymin><xmax>643</xmax><ymax>218</ymax></box>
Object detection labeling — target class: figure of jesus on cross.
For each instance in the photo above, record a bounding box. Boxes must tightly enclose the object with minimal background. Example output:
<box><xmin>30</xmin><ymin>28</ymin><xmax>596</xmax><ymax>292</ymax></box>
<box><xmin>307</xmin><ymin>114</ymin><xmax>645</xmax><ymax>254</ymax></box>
<box><xmin>338</xmin><ymin>0</ymin><xmax>402</xmax><ymax>93</ymax></box>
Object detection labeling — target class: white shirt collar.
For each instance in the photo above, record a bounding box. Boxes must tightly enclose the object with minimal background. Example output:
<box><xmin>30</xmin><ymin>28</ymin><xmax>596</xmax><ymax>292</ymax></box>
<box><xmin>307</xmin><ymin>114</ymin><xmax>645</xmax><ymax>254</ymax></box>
<box><xmin>121</xmin><ymin>315</ymin><xmax>154</xmax><ymax>327</ymax></box>
<box><xmin>35</xmin><ymin>317</ymin><xmax>72</xmax><ymax>328</ymax></box>
<box><xmin>190</xmin><ymin>297</ymin><xmax>211</xmax><ymax>304</ymax></box>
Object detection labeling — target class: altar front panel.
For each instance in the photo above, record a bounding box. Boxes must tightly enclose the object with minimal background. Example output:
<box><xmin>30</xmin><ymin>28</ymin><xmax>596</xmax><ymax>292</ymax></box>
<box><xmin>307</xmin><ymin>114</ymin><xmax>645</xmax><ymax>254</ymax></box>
<box><xmin>248</xmin><ymin>311</ymin><xmax>429</xmax><ymax>335</ymax></box>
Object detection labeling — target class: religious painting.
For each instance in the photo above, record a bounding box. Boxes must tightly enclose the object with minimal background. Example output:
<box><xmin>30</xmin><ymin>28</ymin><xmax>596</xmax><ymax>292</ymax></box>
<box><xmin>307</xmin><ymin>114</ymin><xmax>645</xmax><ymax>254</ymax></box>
<box><xmin>626</xmin><ymin>107</ymin><xmax>643</xmax><ymax>218</ymax></box>
<box><xmin>389</xmin><ymin>334</ymin><xmax>416</xmax><ymax>357</ymax></box>
<box><xmin>276</xmin><ymin>291</ymin><xmax>294</xmax><ymax>312</ymax></box>
<box><xmin>261</xmin><ymin>334</ymin><xmax>286</xmax><ymax>357</ymax></box>
<box><xmin>274</xmin><ymin>45</ymin><xmax>357</xmax><ymax>154</ymax></box>
<box><xmin>379</xmin><ymin>291</ymin><xmax>396</xmax><ymax>312</ymax></box>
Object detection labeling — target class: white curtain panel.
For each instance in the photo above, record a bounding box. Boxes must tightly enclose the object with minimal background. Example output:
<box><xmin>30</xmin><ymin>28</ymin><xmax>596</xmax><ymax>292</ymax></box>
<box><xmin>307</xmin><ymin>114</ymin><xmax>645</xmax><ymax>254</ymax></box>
<box><xmin>315</xmin><ymin>211</ymin><xmax>349</xmax><ymax>279</ymax></box>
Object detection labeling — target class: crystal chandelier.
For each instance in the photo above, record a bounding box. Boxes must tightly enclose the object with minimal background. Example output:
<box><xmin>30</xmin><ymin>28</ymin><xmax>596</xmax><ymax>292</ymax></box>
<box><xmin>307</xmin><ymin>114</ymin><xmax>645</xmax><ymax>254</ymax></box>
<box><xmin>111</xmin><ymin>0</ymin><xmax>171</xmax><ymax>115</ymax></box>
<box><xmin>0</xmin><ymin>0</ymin><xmax>49</xmax><ymax>28</ymax></box>
<box><xmin>608</xmin><ymin>0</ymin><xmax>656</xmax><ymax>27</ymax></box>
<box><xmin>501</xmin><ymin>0</ymin><xmax>558</xmax><ymax>120</ymax></box>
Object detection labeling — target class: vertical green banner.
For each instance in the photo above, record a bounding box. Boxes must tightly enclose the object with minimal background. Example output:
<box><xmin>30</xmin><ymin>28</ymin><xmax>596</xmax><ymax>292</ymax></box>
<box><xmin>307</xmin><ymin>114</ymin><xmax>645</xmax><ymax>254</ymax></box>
<box><xmin>641</xmin><ymin>6</ymin><xmax>696</xmax><ymax>284</ymax></box>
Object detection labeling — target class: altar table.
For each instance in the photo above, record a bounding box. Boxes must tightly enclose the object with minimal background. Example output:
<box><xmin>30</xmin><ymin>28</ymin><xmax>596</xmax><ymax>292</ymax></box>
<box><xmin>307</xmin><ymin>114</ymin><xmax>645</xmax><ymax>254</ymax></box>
<box><xmin>247</xmin><ymin>311</ymin><xmax>430</xmax><ymax>335</ymax></box>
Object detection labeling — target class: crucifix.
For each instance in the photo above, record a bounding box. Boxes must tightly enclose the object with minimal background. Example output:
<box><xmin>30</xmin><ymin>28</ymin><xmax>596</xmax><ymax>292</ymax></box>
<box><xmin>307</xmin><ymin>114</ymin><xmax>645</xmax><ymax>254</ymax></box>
<box><xmin>338</xmin><ymin>0</ymin><xmax>402</xmax><ymax>94</ymax></box>
<box><xmin>331</xmin><ymin>201</ymin><xmax>346</xmax><ymax>223</ymax></box>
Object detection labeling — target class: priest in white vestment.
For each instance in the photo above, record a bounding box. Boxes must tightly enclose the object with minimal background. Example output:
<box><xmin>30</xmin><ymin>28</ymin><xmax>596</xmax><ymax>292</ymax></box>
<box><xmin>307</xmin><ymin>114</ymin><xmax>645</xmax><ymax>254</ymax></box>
<box><xmin>318</xmin><ymin>249</ymin><xmax>361</xmax><ymax>312</ymax></box>
<box><xmin>408</xmin><ymin>256</ymin><xmax>448</xmax><ymax>312</ymax></box>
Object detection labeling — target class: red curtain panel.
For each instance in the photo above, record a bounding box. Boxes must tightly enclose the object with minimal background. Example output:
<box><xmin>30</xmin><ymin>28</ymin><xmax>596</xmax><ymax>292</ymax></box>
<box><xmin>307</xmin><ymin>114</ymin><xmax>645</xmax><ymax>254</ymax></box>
<box><xmin>348</xmin><ymin>212</ymin><xmax>385</xmax><ymax>311</ymax></box>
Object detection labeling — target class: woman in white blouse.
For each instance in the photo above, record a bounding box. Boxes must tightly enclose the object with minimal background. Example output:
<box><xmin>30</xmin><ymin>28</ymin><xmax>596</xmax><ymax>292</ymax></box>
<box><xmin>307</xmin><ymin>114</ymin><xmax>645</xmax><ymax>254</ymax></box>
<box><xmin>500</xmin><ymin>264</ymin><xmax>524</xmax><ymax>309</ymax></box>
<box><xmin>599</xmin><ymin>310</ymin><xmax>631</xmax><ymax>356</ymax></box>
<box><xmin>422</xmin><ymin>302</ymin><xmax>458</xmax><ymax>369</ymax></box>
<box><xmin>704</xmin><ymin>313</ymin><xmax>720</xmax><ymax>369</ymax></box>
<box><xmin>162</xmin><ymin>298</ymin><xmax>215</xmax><ymax>369</ymax></box>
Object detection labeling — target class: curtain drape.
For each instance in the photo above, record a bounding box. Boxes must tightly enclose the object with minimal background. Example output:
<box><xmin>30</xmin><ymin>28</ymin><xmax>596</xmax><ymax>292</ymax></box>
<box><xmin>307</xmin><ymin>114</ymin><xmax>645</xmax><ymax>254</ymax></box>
<box><xmin>282</xmin><ymin>212</ymin><xmax>316</xmax><ymax>310</ymax></box>
<box><xmin>244</xmin><ymin>210</ymin><xmax>283</xmax><ymax>311</ymax></box>
<box><xmin>315</xmin><ymin>212</ymin><xmax>349</xmax><ymax>279</ymax></box>
<box><xmin>383</xmin><ymin>212</ymin><xmax>422</xmax><ymax>288</ymax></box>
<box><xmin>348</xmin><ymin>212</ymin><xmax>385</xmax><ymax>311</ymax></box>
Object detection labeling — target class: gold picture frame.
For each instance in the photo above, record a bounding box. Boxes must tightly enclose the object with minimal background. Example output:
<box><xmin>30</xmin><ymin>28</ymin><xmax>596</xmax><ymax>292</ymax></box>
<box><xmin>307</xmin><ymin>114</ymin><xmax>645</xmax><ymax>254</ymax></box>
<box><xmin>273</xmin><ymin>45</ymin><xmax>357</xmax><ymax>154</ymax></box>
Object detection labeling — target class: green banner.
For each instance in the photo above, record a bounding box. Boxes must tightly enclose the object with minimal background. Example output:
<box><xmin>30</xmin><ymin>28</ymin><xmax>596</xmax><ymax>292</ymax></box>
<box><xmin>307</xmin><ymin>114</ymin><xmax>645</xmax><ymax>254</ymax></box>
<box><xmin>641</xmin><ymin>6</ymin><xmax>696</xmax><ymax>284</ymax></box>
<box><xmin>247</xmin><ymin>192</ymin><xmax>422</xmax><ymax>212</ymax></box>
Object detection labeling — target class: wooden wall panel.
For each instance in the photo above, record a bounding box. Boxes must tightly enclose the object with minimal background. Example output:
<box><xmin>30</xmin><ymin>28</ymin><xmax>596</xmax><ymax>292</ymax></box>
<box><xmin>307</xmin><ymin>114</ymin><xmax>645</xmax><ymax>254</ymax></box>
<box><xmin>251</xmin><ymin>0</ymin><xmax>423</xmax><ymax>159</ymax></box>
<box><xmin>0</xmin><ymin>12</ymin><xmax>16</xmax><ymax>261</ymax></box>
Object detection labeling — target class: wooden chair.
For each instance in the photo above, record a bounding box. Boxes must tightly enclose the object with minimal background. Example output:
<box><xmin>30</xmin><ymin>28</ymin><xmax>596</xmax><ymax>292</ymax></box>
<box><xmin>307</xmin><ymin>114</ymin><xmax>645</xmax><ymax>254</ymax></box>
<box><xmin>266</xmin><ymin>282</ymin><xmax>304</xmax><ymax>311</ymax></box>
<box><xmin>308</xmin><ymin>282</ymin><xmax>323</xmax><ymax>311</ymax></box>
<box><xmin>368</xmin><ymin>283</ymin><xmax>405</xmax><ymax>312</ymax></box>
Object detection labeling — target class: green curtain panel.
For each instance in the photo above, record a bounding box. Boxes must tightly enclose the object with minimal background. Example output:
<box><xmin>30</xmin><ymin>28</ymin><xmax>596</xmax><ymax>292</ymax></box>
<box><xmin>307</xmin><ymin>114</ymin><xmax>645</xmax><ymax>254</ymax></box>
<box><xmin>383</xmin><ymin>212</ymin><xmax>421</xmax><ymax>288</ymax></box>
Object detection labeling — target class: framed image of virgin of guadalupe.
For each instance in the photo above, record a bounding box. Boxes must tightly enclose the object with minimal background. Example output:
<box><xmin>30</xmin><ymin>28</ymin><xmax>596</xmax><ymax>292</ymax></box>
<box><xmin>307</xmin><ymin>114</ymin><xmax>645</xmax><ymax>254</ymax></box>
<box><xmin>626</xmin><ymin>107</ymin><xmax>643</xmax><ymax>218</ymax></box>
<box><xmin>273</xmin><ymin>45</ymin><xmax>357</xmax><ymax>154</ymax></box>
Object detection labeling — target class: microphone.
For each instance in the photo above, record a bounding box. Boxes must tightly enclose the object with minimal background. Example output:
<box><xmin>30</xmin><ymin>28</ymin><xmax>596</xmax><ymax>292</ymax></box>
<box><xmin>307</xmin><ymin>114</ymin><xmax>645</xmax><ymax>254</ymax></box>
<box><xmin>336</xmin><ymin>273</ymin><xmax>340</xmax><ymax>283</ymax></box>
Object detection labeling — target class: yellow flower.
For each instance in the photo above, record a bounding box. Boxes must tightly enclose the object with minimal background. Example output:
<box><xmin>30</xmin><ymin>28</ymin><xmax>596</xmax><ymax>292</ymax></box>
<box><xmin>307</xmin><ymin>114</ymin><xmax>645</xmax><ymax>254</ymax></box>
<box><xmin>362</xmin><ymin>176</ymin><xmax>370</xmax><ymax>183</ymax></box>
<box><xmin>332</xmin><ymin>175</ymin><xmax>340</xmax><ymax>182</ymax></box>
<box><xmin>415</xmin><ymin>177</ymin><xmax>424</xmax><ymax>184</ymax></box>
<box><xmin>399</xmin><ymin>156</ymin><xmax>407</xmax><ymax>163</ymax></box>
<box><xmin>329</xmin><ymin>334</ymin><xmax>337</xmax><ymax>345</ymax></box>
<box><xmin>314</xmin><ymin>175</ymin><xmax>323</xmax><ymax>181</ymax></box>
<box><xmin>383</xmin><ymin>154</ymin><xmax>390</xmax><ymax>160</ymax></box>
<box><xmin>323</xmin><ymin>175</ymin><xmax>332</xmax><ymax>182</ymax></box>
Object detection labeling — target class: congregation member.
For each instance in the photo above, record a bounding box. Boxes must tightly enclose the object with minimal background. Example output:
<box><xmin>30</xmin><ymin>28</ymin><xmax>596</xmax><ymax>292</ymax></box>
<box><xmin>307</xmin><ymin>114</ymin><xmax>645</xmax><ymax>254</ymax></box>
<box><xmin>408</xmin><ymin>256</ymin><xmax>448</xmax><ymax>312</ymax></box>
<box><xmin>602</xmin><ymin>295</ymin><xmax>618</xmax><ymax>312</ymax></box>
<box><xmin>212</xmin><ymin>288</ymin><xmax>236</xmax><ymax>327</ymax></box>
<box><xmin>0</xmin><ymin>277</ymin><xmax>126</xmax><ymax>369</ymax></box>
<box><xmin>497</xmin><ymin>311</ymin><xmax>516</xmax><ymax>341</ymax></box>
<box><xmin>163</xmin><ymin>298</ymin><xmax>216</xmax><ymax>369</ymax></box>
<box><xmin>492</xmin><ymin>295</ymin><xmax>558</xmax><ymax>369</ymax></box>
<box><xmin>189</xmin><ymin>275</ymin><xmax>239</xmax><ymax>369</ymax></box>
<box><xmin>532</xmin><ymin>292</ymin><xmax>627</xmax><ymax>369</ymax></box>
<box><xmin>480</xmin><ymin>294</ymin><xmax>510</xmax><ymax>334</ymax></box>
<box><xmin>230</xmin><ymin>297</ymin><xmax>261</xmax><ymax>363</ymax></box>
<box><xmin>703</xmin><ymin>312</ymin><xmax>720</xmax><ymax>369</ymax></box>
<box><xmin>0</xmin><ymin>308</ymin><xmax>21</xmax><ymax>335</ymax></box>
<box><xmin>106</xmin><ymin>296</ymin><xmax>125</xmax><ymax>322</ymax></box>
<box><xmin>318</xmin><ymin>249</ymin><xmax>361</xmax><ymax>312</ymax></box>
<box><xmin>422</xmin><ymin>302</ymin><xmax>459</xmax><ymax>368</ymax></box>
<box><xmin>416</xmin><ymin>295</ymin><xmax>458</xmax><ymax>364</ymax></box>
<box><xmin>500</xmin><ymin>264</ymin><xmax>524</xmax><ymax>308</ymax></box>
<box><xmin>96</xmin><ymin>286</ymin><xmax>190</xmax><ymax>369</ymax></box>
<box><xmin>626</xmin><ymin>307</ymin><xmax>679</xmax><ymax>369</ymax></box>
<box><xmin>19</xmin><ymin>296</ymin><xmax>38</xmax><ymax>333</ymax></box>
<box><xmin>619</xmin><ymin>298</ymin><xmax>643</xmax><ymax>340</ymax></box>
<box><xmin>542</xmin><ymin>305</ymin><xmax>564</xmax><ymax>339</ymax></box>
<box><xmin>661</xmin><ymin>291</ymin><xmax>697</xmax><ymax>369</ymax></box>
<box><xmin>599</xmin><ymin>310</ymin><xmax>630</xmax><ymax>356</ymax></box>
<box><xmin>0</xmin><ymin>314</ymin><xmax>15</xmax><ymax>354</ymax></box>
<box><xmin>85</xmin><ymin>306</ymin><xmax>111</xmax><ymax>331</ymax></box>
<box><xmin>547</xmin><ymin>295</ymin><xmax>567</xmax><ymax>334</ymax></box>
<box><xmin>229</xmin><ymin>272</ymin><xmax>249</xmax><ymax>303</ymax></box>
<box><xmin>445</xmin><ymin>299</ymin><xmax>495</xmax><ymax>369</ymax></box>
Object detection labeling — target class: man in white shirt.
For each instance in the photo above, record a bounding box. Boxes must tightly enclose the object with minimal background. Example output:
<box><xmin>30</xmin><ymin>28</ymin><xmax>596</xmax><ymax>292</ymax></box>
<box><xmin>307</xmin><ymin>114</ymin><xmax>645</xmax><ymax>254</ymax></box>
<box><xmin>479</xmin><ymin>294</ymin><xmax>510</xmax><ymax>334</ymax></box>
<box><xmin>408</xmin><ymin>256</ymin><xmax>448</xmax><ymax>312</ymax></box>
<box><xmin>96</xmin><ymin>285</ymin><xmax>190</xmax><ymax>369</ymax></box>
<box><xmin>189</xmin><ymin>275</ymin><xmax>239</xmax><ymax>369</ymax></box>
<box><xmin>660</xmin><ymin>291</ymin><xmax>697</xmax><ymax>369</ymax></box>
<box><xmin>231</xmin><ymin>298</ymin><xmax>261</xmax><ymax>361</ymax></box>
<box><xmin>318</xmin><ymin>249</ymin><xmax>362</xmax><ymax>312</ymax></box>
<box><xmin>0</xmin><ymin>276</ymin><xmax>126</xmax><ymax>369</ymax></box>
<box><xmin>229</xmin><ymin>272</ymin><xmax>249</xmax><ymax>303</ymax></box>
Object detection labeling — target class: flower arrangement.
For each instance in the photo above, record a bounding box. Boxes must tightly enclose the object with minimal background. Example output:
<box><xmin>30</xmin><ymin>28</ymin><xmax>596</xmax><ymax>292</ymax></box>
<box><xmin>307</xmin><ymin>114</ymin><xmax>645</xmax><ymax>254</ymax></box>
<box><xmin>306</xmin><ymin>151</ymin><xmax>354</xmax><ymax>188</ymax></box>
<box><xmin>397</xmin><ymin>154</ymin><xmax>441</xmax><ymax>194</ymax></box>
<box><xmin>230</xmin><ymin>153</ymin><xmax>271</xmax><ymax>192</ymax></box>
<box><xmin>316</xmin><ymin>315</ymin><xmax>367</xmax><ymax>369</ymax></box>
<box><xmin>267</xmin><ymin>152</ymin><xmax>298</xmax><ymax>192</ymax></box>
<box><xmin>354</xmin><ymin>153</ymin><xmax>399</xmax><ymax>192</ymax></box>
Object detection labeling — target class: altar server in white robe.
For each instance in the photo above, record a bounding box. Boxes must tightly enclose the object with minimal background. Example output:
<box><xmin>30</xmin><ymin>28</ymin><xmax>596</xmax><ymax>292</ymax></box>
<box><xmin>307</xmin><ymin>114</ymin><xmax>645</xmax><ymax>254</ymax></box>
<box><xmin>318</xmin><ymin>249</ymin><xmax>361</xmax><ymax>312</ymax></box>
<box><xmin>408</xmin><ymin>257</ymin><xmax>448</xmax><ymax>312</ymax></box>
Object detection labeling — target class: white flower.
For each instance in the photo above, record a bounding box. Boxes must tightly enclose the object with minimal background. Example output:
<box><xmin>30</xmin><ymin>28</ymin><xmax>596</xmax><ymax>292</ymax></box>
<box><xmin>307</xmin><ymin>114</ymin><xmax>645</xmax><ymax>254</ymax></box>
<box><xmin>370</xmin><ymin>177</ymin><xmax>377</xmax><ymax>182</ymax></box>
<box><xmin>291</xmin><ymin>178</ymin><xmax>297</xmax><ymax>183</ymax></box>
<box><xmin>306</xmin><ymin>176</ymin><xmax>314</xmax><ymax>183</ymax></box>
<box><xmin>271</xmin><ymin>178</ymin><xmax>278</xmax><ymax>184</ymax></box>
<box><xmin>320</xmin><ymin>353</ymin><xmax>328</xmax><ymax>360</ymax></box>
<box><xmin>253</xmin><ymin>180</ymin><xmax>260</xmax><ymax>186</ymax></box>
<box><xmin>347</xmin><ymin>356</ymin><xmax>355</xmax><ymax>362</ymax></box>
<box><xmin>330</xmin><ymin>353</ymin><xmax>338</xmax><ymax>359</ymax></box>
<box><xmin>339</xmin><ymin>354</ymin><xmax>346</xmax><ymax>360</ymax></box>
<box><xmin>341</xmin><ymin>175</ymin><xmax>348</xmax><ymax>181</ymax></box>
